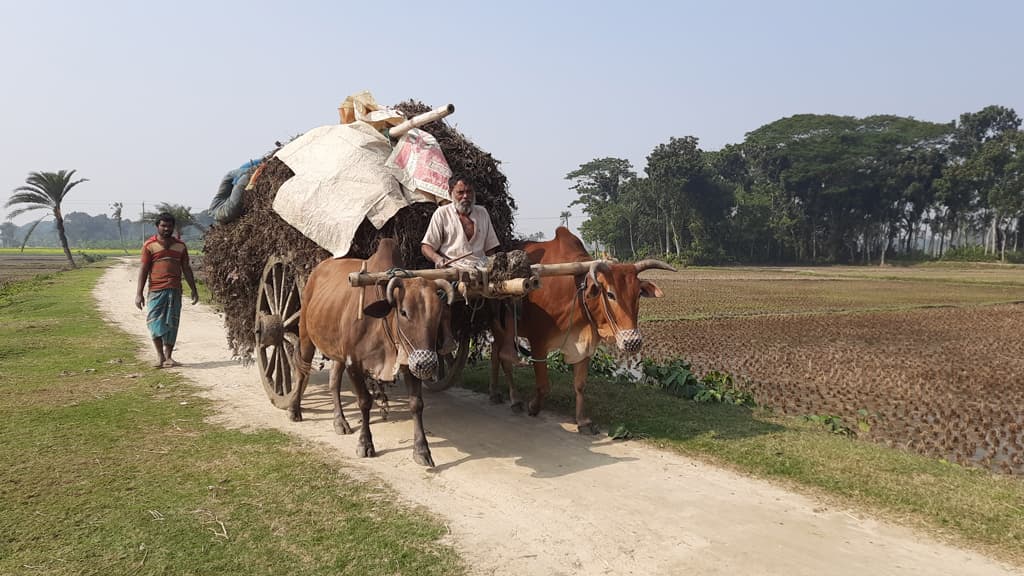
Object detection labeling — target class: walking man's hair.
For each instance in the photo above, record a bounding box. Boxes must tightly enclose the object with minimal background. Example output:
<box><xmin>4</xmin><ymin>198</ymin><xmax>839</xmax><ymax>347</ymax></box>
<box><xmin>155</xmin><ymin>212</ymin><xmax>176</xmax><ymax>227</ymax></box>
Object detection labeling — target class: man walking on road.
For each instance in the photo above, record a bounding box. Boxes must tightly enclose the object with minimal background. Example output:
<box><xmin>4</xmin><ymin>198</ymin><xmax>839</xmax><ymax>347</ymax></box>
<box><xmin>135</xmin><ymin>212</ymin><xmax>198</xmax><ymax>368</ymax></box>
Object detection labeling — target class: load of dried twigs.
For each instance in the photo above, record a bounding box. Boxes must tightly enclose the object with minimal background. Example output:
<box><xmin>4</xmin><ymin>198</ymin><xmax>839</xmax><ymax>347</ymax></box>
<box><xmin>203</xmin><ymin>100</ymin><xmax>516</xmax><ymax>358</ymax></box>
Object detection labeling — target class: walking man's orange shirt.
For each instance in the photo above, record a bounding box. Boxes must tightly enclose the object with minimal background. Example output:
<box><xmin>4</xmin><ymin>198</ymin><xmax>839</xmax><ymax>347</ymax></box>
<box><xmin>141</xmin><ymin>235</ymin><xmax>190</xmax><ymax>291</ymax></box>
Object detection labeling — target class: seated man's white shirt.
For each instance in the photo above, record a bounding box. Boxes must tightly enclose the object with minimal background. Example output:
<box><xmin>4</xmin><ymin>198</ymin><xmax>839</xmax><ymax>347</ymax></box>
<box><xmin>421</xmin><ymin>203</ymin><xmax>500</xmax><ymax>269</ymax></box>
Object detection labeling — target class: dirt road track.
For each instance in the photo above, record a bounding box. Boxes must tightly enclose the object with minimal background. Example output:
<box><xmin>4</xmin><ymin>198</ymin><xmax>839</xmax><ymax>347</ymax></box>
<box><xmin>95</xmin><ymin>259</ymin><xmax>1020</xmax><ymax>576</ymax></box>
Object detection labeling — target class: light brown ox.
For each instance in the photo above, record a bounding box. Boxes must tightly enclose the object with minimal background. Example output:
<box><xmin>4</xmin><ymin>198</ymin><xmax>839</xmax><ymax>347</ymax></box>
<box><xmin>290</xmin><ymin>239</ymin><xmax>454</xmax><ymax>467</ymax></box>
<box><xmin>491</xmin><ymin>227</ymin><xmax>674</xmax><ymax>433</ymax></box>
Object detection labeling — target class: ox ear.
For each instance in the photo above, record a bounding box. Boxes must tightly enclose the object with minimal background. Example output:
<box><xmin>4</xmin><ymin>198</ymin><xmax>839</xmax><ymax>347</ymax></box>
<box><xmin>639</xmin><ymin>280</ymin><xmax>664</xmax><ymax>298</ymax></box>
<box><xmin>362</xmin><ymin>299</ymin><xmax>393</xmax><ymax>318</ymax></box>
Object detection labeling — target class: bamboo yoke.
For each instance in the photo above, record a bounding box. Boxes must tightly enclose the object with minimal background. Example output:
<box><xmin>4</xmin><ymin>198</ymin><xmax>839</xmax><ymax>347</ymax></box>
<box><xmin>349</xmin><ymin>260</ymin><xmax>612</xmax><ymax>313</ymax></box>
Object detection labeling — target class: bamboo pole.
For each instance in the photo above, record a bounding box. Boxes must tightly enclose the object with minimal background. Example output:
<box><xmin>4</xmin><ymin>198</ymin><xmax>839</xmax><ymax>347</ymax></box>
<box><xmin>347</xmin><ymin>260</ymin><xmax>610</xmax><ymax>287</ymax></box>
<box><xmin>388</xmin><ymin>104</ymin><xmax>455</xmax><ymax>138</ymax></box>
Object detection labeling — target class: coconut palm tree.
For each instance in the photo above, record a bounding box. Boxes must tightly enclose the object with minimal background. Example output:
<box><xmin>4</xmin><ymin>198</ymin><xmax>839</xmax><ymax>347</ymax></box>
<box><xmin>559</xmin><ymin>210</ymin><xmax>571</xmax><ymax>229</ymax></box>
<box><xmin>142</xmin><ymin>202</ymin><xmax>205</xmax><ymax>239</ymax></box>
<box><xmin>6</xmin><ymin>170</ymin><xmax>88</xmax><ymax>268</ymax></box>
<box><xmin>110</xmin><ymin>202</ymin><xmax>127</xmax><ymax>254</ymax></box>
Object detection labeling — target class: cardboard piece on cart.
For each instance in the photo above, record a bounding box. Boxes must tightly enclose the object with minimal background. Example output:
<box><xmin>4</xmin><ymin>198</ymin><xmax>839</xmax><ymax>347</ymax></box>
<box><xmin>386</xmin><ymin>128</ymin><xmax>452</xmax><ymax>202</ymax></box>
<box><xmin>272</xmin><ymin>121</ymin><xmax>427</xmax><ymax>258</ymax></box>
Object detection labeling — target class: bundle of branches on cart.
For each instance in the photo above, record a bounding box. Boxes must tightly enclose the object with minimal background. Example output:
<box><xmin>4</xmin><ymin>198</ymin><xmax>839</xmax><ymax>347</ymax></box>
<box><xmin>203</xmin><ymin>100</ymin><xmax>517</xmax><ymax>358</ymax></box>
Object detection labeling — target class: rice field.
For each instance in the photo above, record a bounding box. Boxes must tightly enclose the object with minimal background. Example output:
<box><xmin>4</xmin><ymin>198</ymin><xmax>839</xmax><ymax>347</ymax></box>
<box><xmin>0</xmin><ymin>253</ymin><xmax>75</xmax><ymax>288</ymax></box>
<box><xmin>640</xmin><ymin>264</ymin><xmax>1024</xmax><ymax>474</ymax></box>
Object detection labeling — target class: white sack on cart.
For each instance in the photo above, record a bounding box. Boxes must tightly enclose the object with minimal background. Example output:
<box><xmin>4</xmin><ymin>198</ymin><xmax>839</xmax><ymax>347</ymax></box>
<box><xmin>386</xmin><ymin>128</ymin><xmax>452</xmax><ymax>202</ymax></box>
<box><xmin>272</xmin><ymin>121</ymin><xmax>428</xmax><ymax>257</ymax></box>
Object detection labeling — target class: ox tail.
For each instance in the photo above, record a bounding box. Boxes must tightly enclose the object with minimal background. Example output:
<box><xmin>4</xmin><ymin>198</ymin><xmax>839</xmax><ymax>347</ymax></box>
<box><xmin>293</xmin><ymin>349</ymin><xmax>313</xmax><ymax>377</ymax></box>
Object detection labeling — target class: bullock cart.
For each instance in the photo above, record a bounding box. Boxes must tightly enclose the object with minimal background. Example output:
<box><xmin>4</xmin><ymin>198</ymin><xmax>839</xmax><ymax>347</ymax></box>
<box><xmin>252</xmin><ymin>252</ymin><xmax>609</xmax><ymax>408</ymax></box>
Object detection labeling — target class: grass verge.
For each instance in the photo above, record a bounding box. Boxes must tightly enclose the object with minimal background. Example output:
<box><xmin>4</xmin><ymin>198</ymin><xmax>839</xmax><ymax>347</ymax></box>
<box><xmin>0</xmin><ymin>266</ymin><xmax>464</xmax><ymax>576</ymax></box>
<box><xmin>459</xmin><ymin>362</ymin><xmax>1024</xmax><ymax>567</ymax></box>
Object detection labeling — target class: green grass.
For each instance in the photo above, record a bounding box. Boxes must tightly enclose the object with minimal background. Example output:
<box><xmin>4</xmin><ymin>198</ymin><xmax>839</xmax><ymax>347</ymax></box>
<box><xmin>458</xmin><ymin>362</ymin><xmax>1024</xmax><ymax>566</ymax></box>
<box><xmin>0</xmin><ymin>267</ymin><xmax>464</xmax><ymax>576</ymax></box>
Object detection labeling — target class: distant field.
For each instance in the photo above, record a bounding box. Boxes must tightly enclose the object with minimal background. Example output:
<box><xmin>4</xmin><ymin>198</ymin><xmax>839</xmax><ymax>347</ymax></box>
<box><xmin>0</xmin><ymin>247</ymin><xmax>129</xmax><ymax>256</ymax></box>
<box><xmin>641</xmin><ymin>264</ymin><xmax>1024</xmax><ymax>321</ymax></box>
<box><xmin>0</xmin><ymin>250</ymin><xmax>205</xmax><ymax>286</ymax></box>
<box><xmin>640</xmin><ymin>264</ymin><xmax>1024</xmax><ymax>474</ymax></box>
<box><xmin>0</xmin><ymin>253</ymin><xmax>75</xmax><ymax>286</ymax></box>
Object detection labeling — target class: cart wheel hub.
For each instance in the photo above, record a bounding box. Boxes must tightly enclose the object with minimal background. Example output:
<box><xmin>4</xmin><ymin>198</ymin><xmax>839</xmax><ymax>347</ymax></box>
<box><xmin>256</xmin><ymin>312</ymin><xmax>284</xmax><ymax>346</ymax></box>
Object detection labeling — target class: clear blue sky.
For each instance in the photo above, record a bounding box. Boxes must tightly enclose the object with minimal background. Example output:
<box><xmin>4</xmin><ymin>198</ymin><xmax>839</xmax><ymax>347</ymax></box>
<box><xmin>2</xmin><ymin>0</ymin><xmax>1022</xmax><ymax>237</ymax></box>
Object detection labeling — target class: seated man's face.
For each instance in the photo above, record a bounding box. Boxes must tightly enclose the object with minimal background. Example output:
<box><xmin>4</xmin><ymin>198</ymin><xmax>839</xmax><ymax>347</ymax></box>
<box><xmin>452</xmin><ymin>181</ymin><xmax>475</xmax><ymax>215</ymax></box>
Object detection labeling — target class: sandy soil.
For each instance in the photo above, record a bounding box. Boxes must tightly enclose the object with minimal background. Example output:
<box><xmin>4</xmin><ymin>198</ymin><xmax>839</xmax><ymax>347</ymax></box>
<box><xmin>95</xmin><ymin>259</ymin><xmax>1020</xmax><ymax>576</ymax></box>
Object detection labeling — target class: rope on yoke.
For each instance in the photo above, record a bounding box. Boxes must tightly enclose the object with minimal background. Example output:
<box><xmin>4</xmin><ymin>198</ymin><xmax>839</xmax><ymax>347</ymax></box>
<box><xmin>383</xmin><ymin>267</ymin><xmax>415</xmax><ymax>279</ymax></box>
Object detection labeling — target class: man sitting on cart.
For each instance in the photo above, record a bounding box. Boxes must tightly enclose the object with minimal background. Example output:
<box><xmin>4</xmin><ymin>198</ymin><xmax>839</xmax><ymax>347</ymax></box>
<box><xmin>420</xmin><ymin>173</ymin><xmax>500</xmax><ymax>269</ymax></box>
<box><xmin>421</xmin><ymin>173</ymin><xmax>524</xmax><ymax>374</ymax></box>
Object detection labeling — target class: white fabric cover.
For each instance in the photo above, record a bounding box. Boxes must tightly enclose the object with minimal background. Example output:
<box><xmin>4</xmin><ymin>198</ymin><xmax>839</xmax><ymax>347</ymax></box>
<box><xmin>272</xmin><ymin>121</ymin><xmax>432</xmax><ymax>257</ymax></box>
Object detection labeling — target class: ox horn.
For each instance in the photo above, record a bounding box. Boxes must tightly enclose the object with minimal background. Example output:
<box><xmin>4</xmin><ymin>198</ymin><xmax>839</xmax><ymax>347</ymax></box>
<box><xmin>588</xmin><ymin>259</ymin><xmax>610</xmax><ymax>285</ymax></box>
<box><xmin>633</xmin><ymin>259</ymin><xmax>677</xmax><ymax>273</ymax></box>
<box><xmin>386</xmin><ymin>276</ymin><xmax>405</xmax><ymax>305</ymax></box>
<box><xmin>434</xmin><ymin>279</ymin><xmax>455</xmax><ymax>304</ymax></box>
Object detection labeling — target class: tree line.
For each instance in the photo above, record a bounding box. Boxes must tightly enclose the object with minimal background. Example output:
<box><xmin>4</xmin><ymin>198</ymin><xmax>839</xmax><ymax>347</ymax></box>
<box><xmin>3</xmin><ymin>168</ymin><xmax>210</xmax><ymax>269</ymax></box>
<box><xmin>566</xmin><ymin>105</ymin><xmax>1024</xmax><ymax>264</ymax></box>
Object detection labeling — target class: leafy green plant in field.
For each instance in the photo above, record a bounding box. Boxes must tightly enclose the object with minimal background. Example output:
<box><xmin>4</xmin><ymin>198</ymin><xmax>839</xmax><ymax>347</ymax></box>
<box><xmin>639</xmin><ymin>358</ymin><xmax>756</xmax><ymax>407</ymax></box>
<box><xmin>641</xmin><ymin>356</ymin><xmax>699</xmax><ymax>396</ymax></box>
<box><xmin>76</xmin><ymin>250</ymin><xmax>106</xmax><ymax>263</ymax></box>
<box><xmin>545</xmin><ymin>349</ymin><xmax>570</xmax><ymax>372</ymax></box>
<box><xmin>694</xmin><ymin>370</ymin><xmax>757</xmax><ymax>406</ymax></box>
<box><xmin>803</xmin><ymin>414</ymin><xmax>855</xmax><ymax>436</ymax></box>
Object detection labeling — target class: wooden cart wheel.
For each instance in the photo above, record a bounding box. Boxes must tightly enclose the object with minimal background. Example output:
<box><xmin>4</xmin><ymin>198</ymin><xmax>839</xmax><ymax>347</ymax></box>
<box><xmin>254</xmin><ymin>256</ymin><xmax>304</xmax><ymax>409</ymax></box>
<box><xmin>423</xmin><ymin>332</ymin><xmax>471</xmax><ymax>392</ymax></box>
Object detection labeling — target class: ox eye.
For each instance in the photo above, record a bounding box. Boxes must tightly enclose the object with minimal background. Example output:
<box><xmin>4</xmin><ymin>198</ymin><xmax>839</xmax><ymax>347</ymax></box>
<box><xmin>400</xmin><ymin>308</ymin><xmax>409</xmax><ymax>318</ymax></box>
<box><xmin>606</xmin><ymin>291</ymin><xmax>616</xmax><ymax>301</ymax></box>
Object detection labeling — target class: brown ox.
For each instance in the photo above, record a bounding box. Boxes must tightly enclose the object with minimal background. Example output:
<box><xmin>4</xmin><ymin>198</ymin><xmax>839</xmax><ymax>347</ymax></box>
<box><xmin>492</xmin><ymin>227</ymin><xmax>674</xmax><ymax>433</ymax></box>
<box><xmin>290</xmin><ymin>239</ymin><xmax>454</xmax><ymax>467</ymax></box>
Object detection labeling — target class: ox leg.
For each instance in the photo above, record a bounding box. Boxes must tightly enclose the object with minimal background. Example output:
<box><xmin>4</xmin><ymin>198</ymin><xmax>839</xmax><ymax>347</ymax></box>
<box><xmin>347</xmin><ymin>368</ymin><xmax>376</xmax><ymax>458</ymax></box>
<box><xmin>403</xmin><ymin>366</ymin><xmax>435</xmax><ymax>467</ymax></box>
<box><xmin>571</xmin><ymin>358</ymin><xmax>598</xmax><ymax>434</ymax></box>
<box><xmin>488</xmin><ymin>350</ymin><xmax>505</xmax><ymax>405</ymax></box>
<box><xmin>288</xmin><ymin>333</ymin><xmax>317</xmax><ymax>422</ymax></box>
<box><xmin>490</xmin><ymin>351</ymin><xmax>523</xmax><ymax>413</ymax></box>
<box><xmin>488</xmin><ymin>302</ymin><xmax>523</xmax><ymax>410</ymax></box>
<box><xmin>329</xmin><ymin>361</ymin><xmax>353</xmax><ymax>435</ymax></box>
<box><xmin>528</xmin><ymin>346</ymin><xmax>551</xmax><ymax>417</ymax></box>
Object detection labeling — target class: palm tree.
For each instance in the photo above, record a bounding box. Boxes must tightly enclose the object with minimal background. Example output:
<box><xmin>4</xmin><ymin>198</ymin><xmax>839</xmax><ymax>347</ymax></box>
<box><xmin>110</xmin><ymin>202</ymin><xmax>127</xmax><ymax>254</ymax></box>
<box><xmin>6</xmin><ymin>170</ymin><xmax>88</xmax><ymax>268</ymax></box>
<box><xmin>559</xmin><ymin>210</ymin><xmax>571</xmax><ymax>229</ymax></box>
<box><xmin>142</xmin><ymin>202</ymin><xmax>205</xmax><ymax>239</ymax></box>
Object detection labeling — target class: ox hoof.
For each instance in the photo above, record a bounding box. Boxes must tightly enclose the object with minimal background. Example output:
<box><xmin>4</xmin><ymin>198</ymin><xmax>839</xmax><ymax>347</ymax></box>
<box><xmin>577</xmin><ymin>421</ymin><xmax>599</xmax><ymax>435</ymax></box>
<box><xmin>414</xmin><ymin>450</ymin><xmax>435</xmax><ymax>468</ymax></box>
<box><xmin>510</xmin><ymin>400</ymin><xmax>525</xmax><ymax>414</ymax></box>
<box><xmin>357</xmin><ymin>442</ymin><xmax>377</xmax><ymax>458</ymax></box>
<box><xmin>288</xmin><ymin>409</ymin><xmax>303</xmax><ymax>422</ymax></box>
<box><xmin>489</xmin><ymin>393</ymin><xmax>504</xmax><ymax>405</ymax></box>
<box><xmin>333</xmin><ymin>417</ymin><xmax>353</xmax><ymax>435</ymax></box>
<box><xmin>528</xmin><ymin>401</ymin><xmax>542</xmax><ymax>417</ymax></box>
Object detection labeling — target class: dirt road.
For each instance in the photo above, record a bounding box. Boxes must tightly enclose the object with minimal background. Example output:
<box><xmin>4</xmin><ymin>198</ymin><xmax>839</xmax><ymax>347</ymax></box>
<box><xmin>95</xmin><ymin>259</ymin><xmax>1019</xmax><ymax>576</ymax></box>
